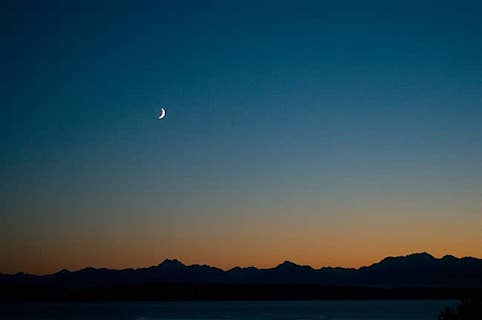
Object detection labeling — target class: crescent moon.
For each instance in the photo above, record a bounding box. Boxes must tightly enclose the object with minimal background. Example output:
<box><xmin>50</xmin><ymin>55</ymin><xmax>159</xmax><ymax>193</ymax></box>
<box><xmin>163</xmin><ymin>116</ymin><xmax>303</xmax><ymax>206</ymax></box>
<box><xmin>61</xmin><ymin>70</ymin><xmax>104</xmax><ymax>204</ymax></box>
<box><xmin>158</xmin><ymin>107</ymin><xmax>166</xmax><ymax>119</ymax></box>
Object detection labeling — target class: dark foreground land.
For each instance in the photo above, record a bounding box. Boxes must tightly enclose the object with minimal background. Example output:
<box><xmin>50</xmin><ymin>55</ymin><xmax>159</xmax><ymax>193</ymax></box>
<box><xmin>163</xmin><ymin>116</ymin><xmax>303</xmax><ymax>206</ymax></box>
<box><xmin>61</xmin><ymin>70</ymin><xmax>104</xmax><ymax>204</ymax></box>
<box><xmin>0</xmin><ymin>300</ymin><xmax>464</xmax><ymax>320</ymax></box>
<box><xmin>2</xmin><ymin>284</ymin><xmax>481</xmax><ymax>301</ymax></box>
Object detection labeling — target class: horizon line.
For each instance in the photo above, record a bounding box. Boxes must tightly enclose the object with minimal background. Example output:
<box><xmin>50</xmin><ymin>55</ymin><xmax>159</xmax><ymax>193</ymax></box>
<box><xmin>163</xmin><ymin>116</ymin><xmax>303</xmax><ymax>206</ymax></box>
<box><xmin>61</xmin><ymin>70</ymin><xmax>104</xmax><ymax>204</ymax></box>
<box><xmin>4</xmin><ymin>251</ymin><xmax>480</xmax><ymax>277</ymax></box>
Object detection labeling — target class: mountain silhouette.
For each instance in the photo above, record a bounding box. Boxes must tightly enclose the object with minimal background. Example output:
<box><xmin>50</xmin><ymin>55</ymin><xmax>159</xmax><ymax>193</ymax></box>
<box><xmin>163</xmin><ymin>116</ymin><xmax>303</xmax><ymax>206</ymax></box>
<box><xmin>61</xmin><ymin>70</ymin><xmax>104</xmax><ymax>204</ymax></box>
<box><xmin>2</xmin><ymin>252</ymin><xmax>481</xmax><ymax>289</ymax></box>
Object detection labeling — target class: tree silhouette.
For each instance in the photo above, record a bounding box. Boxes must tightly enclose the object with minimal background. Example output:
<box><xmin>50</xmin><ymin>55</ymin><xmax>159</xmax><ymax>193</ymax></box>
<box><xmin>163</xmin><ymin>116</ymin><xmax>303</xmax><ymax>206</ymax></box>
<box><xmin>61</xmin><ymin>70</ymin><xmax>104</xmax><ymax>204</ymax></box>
<box><xmin>439</xmin><ymin>298</ymin><xmax>482</xmax><ymax>320</ymax></box>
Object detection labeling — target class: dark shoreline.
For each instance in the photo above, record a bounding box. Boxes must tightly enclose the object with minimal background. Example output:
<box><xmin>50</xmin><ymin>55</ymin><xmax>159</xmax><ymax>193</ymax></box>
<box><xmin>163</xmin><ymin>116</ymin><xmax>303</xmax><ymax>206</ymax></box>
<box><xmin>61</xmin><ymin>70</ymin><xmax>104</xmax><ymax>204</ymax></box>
<box><xmin>2</xmin><ymin>284</ymin><xmax>481</xmax><ymax>302</ymax></box>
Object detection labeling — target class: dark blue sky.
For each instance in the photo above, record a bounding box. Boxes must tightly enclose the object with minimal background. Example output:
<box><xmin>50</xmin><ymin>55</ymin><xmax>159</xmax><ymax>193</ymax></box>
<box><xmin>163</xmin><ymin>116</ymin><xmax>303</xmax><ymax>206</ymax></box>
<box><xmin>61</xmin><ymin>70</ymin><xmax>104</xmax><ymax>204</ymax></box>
<box><xmin>1</xmin><ymin>0</ymin><xmax>481</xmax><ymax>274</ymax></box>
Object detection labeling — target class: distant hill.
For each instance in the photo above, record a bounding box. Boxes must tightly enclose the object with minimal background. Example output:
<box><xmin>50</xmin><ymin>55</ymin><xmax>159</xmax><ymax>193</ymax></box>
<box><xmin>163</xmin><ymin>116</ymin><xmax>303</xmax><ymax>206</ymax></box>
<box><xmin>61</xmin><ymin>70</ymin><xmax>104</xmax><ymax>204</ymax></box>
<box><xmin>1</xmin><ymin>252</ymin><xmax>481</xmax><ymax>289</ymax></box>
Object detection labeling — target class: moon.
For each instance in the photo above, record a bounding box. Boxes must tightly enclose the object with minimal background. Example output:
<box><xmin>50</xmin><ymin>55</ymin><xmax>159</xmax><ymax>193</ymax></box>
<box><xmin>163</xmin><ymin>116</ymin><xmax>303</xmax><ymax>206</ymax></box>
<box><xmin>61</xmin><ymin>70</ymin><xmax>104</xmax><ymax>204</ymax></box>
<box><xmin>158</xmin><ymin>107</ymin><xmax>166</xmax><ymax>120</ymax></box>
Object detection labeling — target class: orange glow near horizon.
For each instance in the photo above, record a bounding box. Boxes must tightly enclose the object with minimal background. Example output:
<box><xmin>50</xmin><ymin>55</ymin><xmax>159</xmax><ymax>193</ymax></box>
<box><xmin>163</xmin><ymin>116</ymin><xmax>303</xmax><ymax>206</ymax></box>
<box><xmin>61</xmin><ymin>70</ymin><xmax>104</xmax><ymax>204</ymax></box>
<box><xmin>2</xmin><ymin>206</ymin><xmax>481</xmax><ymax>275</ymax></box>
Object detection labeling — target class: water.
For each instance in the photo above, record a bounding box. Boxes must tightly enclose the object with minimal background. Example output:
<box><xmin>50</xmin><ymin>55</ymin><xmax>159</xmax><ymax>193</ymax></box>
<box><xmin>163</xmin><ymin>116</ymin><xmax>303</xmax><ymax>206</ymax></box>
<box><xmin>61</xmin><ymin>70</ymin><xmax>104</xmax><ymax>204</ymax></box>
<box><xmin>0</xmin><ymin>300</ymin><xmax>456</xmax><ymax>320</ymax></box>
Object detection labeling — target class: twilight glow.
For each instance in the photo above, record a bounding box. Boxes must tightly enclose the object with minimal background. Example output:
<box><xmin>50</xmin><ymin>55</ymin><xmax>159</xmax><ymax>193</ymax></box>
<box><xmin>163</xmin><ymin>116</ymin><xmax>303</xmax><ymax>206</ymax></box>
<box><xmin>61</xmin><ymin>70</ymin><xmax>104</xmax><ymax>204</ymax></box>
<box><xmin>1</xmin><ymin>0</ymin><xmax>481</xmax><ymax>275</ymax></box>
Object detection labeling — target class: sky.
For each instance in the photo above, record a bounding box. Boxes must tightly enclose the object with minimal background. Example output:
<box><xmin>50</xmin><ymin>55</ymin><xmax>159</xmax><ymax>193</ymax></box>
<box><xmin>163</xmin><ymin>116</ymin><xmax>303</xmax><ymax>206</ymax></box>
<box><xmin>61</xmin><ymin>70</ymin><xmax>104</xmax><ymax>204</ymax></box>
<box><xmin>1</xmin><ymin>0</ymin><xmax>481</xmax><ymax>275</ymax></box>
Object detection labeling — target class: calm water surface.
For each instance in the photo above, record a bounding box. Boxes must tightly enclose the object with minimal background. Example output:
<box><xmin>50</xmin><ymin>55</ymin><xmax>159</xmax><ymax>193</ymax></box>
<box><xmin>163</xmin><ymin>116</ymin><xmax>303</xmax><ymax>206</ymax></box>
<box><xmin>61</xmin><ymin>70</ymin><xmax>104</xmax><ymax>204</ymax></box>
<box><xmin>0</xmin><ymin>300</ymin><xmax>456</xmax><ymax>320</ymax></box>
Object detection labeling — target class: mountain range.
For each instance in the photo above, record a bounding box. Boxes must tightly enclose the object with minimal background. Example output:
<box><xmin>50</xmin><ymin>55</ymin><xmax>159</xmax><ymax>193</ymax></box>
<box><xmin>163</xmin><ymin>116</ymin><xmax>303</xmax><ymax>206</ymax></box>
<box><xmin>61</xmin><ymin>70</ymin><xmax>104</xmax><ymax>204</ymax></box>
<box><xmin>2</xmin><ymin>252</ymin><xmax>481</xmax><ymax>289</ymax></box>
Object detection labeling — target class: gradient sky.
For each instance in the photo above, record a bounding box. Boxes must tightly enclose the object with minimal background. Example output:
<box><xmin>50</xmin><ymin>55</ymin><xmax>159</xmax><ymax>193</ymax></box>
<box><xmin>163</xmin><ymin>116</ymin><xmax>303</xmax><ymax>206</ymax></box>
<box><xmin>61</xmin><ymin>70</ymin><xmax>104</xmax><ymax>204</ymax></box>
<box><xmin>1</xmin><ymin>0</ymin><xmax>481</xmax><ymax>275</ymax></box>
